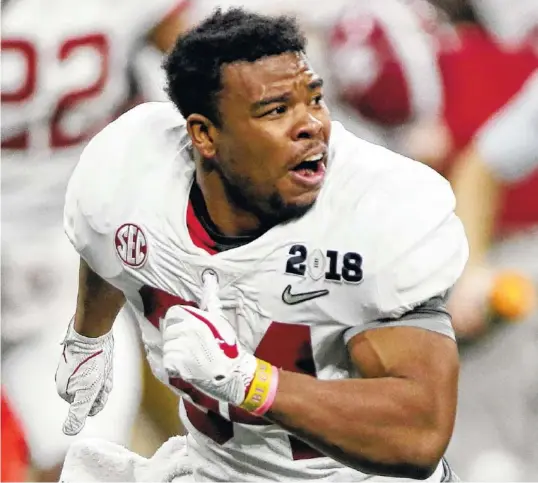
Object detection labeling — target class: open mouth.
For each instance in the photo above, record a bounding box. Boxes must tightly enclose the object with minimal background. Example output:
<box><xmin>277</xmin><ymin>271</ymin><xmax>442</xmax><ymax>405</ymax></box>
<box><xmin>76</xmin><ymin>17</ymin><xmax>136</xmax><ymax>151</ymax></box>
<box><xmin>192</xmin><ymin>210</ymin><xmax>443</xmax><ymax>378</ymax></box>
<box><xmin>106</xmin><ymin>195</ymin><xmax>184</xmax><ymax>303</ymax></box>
<box><xmin>289</xmin><ymin>152</ymin><xmax>326</xmax><ymax>188</ymax></box>
<box><xmin>291</xmin><ymin>153</ymin><xmax>324</xmax><ymax>177</ymax></box>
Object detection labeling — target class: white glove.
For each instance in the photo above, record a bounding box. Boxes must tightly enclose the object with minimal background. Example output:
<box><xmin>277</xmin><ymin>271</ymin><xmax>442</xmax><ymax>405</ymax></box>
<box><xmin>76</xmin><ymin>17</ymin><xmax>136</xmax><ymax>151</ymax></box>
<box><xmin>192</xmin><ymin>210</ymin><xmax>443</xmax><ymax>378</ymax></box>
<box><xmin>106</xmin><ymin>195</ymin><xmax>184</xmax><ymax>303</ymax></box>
<box><xmin>55</xmin><ymin>320</ymin><xmax>114</xmax><ymax>435</ymax></box>
<box><xmin>162</xmin><ymin>305</ymin><xmax>279</xmax><ymax>415</ymax></box>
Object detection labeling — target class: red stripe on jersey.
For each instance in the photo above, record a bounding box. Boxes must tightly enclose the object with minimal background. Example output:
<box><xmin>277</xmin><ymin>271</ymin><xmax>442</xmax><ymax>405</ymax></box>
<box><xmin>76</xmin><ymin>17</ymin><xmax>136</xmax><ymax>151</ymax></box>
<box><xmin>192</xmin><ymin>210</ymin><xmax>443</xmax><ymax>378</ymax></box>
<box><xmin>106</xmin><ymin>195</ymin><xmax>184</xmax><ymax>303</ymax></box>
<box><xmin>186</xmin><ymin>200</ymin><xmax>219</xmax><ymax>255</ymax></box>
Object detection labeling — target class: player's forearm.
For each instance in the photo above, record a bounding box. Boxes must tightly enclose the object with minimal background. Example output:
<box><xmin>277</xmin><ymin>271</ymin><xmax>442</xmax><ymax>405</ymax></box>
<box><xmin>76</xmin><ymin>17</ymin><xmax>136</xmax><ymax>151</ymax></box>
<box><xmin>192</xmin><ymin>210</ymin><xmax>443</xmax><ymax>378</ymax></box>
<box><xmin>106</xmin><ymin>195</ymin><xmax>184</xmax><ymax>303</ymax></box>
<box><xmin>450</xmin><ymin>146</ymin><xmax>500</xmax><ymax>265</ymax></box>
<box><xmin>74</xmin><ymin>258</ymin><xmax>125</xmax><ymax>337</ymax></box>
<box><xmin>266</xmin><ymin>371</ymin><xmax>449</xmax><ymax>479</ymax></box>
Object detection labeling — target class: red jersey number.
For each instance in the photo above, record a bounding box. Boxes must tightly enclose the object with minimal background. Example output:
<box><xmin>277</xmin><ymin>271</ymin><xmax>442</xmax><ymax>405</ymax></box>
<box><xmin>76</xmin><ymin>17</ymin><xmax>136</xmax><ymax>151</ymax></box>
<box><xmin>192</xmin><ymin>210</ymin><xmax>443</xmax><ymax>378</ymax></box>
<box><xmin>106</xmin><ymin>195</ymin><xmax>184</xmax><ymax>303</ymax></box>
<box><xmin>1</xmin><ymin>34</ymin><xmax>110</xmax><ymax>149</ymax></box>
<box><xmin>139</xmin><ymin>285</ymin><xmax>323</xmax><ymax>460</ymax></box>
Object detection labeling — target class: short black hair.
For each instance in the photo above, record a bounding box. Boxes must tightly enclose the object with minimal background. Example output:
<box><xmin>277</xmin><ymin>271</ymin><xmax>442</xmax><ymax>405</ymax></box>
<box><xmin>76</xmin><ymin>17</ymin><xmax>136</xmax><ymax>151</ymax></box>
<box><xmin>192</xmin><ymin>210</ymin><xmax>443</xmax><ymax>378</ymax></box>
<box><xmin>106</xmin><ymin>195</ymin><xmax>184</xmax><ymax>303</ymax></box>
<box><xmin>163</xmin><ymin>7</ymin><xmax>307</xmax><ymax>127</ymax></box>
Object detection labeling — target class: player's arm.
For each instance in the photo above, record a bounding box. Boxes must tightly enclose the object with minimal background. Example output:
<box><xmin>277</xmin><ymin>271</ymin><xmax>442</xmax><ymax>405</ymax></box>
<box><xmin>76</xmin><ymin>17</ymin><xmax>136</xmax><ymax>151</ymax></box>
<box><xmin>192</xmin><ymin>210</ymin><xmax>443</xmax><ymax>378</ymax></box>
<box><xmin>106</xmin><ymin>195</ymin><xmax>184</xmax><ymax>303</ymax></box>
<box><xmin>57</xmin><ymin>115</ymin><xmax>132</xmax><ymax>434</ymax></box>
<box><xmin>55</xmin><ymin>256</ymin><xmax>123</xmax><ymax>435</ymax></box>
<box><xmin>165</xmin><ymin>295</ymin><xmax>459</xmax><ymax>479</ymax></box>
<box><xmin>74</xmin><ymin>257</ymin><xmax>125</xmax><ymax>337</ymax></box>
<box><xmin>472</xmin><ymin>71</ymin><xmax>538</xmax><ymax>184</ymax></box>
<box><xmin>266</xmin><ymin>315</ymin><xmax>457</xmax><ymax>479</ymax></box>
<box><xmin>148</xmin><ymin>2</ymin><xmax>190</xmax><ymax>53</ymax></box>
<box><xmin>450</xmin><ymin>145</ymin><xmax>500</xmax><ymax>266</ymax></box>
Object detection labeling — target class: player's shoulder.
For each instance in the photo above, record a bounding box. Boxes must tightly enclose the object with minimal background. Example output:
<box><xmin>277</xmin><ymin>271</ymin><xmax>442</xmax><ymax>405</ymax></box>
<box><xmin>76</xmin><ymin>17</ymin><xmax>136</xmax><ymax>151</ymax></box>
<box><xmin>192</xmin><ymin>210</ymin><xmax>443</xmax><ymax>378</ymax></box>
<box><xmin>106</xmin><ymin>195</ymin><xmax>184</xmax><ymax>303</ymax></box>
<box><xmin>327</xmin><ymin>120</ymin><xmax>454</xmax><ymax>216</ymax></box>
<box><xmin>65</xmin><ymin>102</ymin><xmax>188</xmax><ymax>231</ymax></box>
<box><xmin>370</xmin><ymin>144</ymin><xmax>455</xmax><ymax>215</ymax></box>
<box><xmin>112</xmin><ymin>0</ymin><xmax>189</xmax><ymax>38</ymax></box>
<box><xmin>317</xmin><ymin>123</ymin><xmax>467</xmax><ymax>317</ymax></box>
<box><xmin>70</xmin><ymin>101</ymin><xmax>184</xmax><ymax>185</ymax></box>
<box><xmin>322</xmin><ymin>121</ymin><xmax>456</xmax><ymax>253</ymax></box>
<box><xmin>89</xmin><ymin>101</ymin><xmax>184</xmax><ymax>147</ymax></box>
<box><xmin>75</xmin><ymin>101</ymin><xmax>184</xmax><ymax>172</ymax></box>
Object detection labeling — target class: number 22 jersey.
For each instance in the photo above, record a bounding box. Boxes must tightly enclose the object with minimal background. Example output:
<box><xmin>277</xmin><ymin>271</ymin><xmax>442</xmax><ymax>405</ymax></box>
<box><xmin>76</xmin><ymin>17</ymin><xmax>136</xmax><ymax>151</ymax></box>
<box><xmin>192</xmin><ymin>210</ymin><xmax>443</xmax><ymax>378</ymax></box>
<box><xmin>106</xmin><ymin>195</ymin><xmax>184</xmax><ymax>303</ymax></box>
<box><xmin>1</xmin><ymin>0</ymin><xmax>188</xmax><ymax>236</ymax></box>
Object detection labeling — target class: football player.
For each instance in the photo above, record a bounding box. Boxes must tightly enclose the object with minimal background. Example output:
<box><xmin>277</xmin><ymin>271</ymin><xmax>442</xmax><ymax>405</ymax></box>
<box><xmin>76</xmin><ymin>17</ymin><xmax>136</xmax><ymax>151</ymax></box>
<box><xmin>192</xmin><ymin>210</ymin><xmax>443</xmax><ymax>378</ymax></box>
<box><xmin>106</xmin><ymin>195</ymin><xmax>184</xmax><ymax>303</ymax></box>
<box><xmin>56</xmin><ymin>8</ymin><xmax>467</xmax><ymax>481</ymax></box>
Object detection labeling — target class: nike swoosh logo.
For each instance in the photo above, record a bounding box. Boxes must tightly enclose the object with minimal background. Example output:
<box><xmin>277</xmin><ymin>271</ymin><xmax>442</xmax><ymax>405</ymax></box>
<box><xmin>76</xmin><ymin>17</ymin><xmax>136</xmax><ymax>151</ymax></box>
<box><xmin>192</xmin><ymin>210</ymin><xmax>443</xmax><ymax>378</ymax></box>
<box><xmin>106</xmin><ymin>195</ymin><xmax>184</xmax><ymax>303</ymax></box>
<box><xmin>183</xmin><ymin>307</ymin><xmax>239</xmax><ymax>358</ymax></box>
<box><xmin>281</xmin><ymin>285</ymin><xmax>329</xmax><ymax>305</ymax></box>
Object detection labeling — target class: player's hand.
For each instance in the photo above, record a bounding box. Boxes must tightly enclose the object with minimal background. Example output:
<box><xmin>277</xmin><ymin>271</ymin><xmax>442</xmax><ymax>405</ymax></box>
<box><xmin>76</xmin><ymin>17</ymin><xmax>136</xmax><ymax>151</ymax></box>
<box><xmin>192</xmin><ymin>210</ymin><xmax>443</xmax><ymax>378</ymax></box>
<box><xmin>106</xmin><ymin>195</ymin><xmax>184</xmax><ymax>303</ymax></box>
<box><xmin>55</xmin><ymin>321</ymin><xmax>114</xmax><ymax>435</ymax></box>
<box><xmin>162</xmin><ymin>305</ymin><xmax>278</xmax><ymax>415</ymax></box>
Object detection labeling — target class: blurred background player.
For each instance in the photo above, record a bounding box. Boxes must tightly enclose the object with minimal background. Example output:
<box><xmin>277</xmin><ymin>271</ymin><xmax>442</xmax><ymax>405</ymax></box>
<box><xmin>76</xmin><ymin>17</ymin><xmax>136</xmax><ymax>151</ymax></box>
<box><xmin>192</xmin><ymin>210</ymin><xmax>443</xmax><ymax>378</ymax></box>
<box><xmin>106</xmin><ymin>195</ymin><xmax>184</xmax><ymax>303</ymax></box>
<box><xmin>437</xmin><ymin>0</ymin><xmax>538</xmax><ymax>337</ymax></box>
<box><xmin>329</xmin><ymin>0</ymin><xmax>538</xmax><ymax>479</ymax></box>
<box><xmin>1</xmin><ymin>0</ymin><xmax>191</xmax><ymax>480</ymax></box>
<box><xmin>445</xmin><ymin>71</ymin><xmax>538</xmax><ymax>479</ymax></box>
<box><xmin>441</xmin><ymin>3</ymin><xmax>538</xmax><ymax>475</ymax></box>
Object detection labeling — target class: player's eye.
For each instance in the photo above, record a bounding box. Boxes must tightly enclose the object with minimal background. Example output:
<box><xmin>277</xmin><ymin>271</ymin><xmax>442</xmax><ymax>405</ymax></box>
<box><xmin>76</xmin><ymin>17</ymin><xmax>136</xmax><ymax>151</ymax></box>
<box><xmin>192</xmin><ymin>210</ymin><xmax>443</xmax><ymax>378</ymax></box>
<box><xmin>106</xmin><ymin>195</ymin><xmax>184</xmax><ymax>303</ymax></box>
<box><xmin>311</xmin><ymin>94</ymin><xmax>324</xmax><ymax>106</ymax></box>
<box><xmin>263</xmin><ymin>105</ymin><xmax>288</xmax><ymax>117</ymax></box>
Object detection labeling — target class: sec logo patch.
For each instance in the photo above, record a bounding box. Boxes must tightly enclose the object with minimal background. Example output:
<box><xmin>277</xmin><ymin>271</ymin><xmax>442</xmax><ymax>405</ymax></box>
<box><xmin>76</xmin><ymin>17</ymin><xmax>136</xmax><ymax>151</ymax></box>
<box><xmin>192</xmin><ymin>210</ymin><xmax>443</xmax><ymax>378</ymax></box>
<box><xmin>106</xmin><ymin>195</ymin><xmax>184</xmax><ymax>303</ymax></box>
<box><xmin>115</xmin><ymin>223</ymin><xmax>148</xmax><ymax>268</ymax></box>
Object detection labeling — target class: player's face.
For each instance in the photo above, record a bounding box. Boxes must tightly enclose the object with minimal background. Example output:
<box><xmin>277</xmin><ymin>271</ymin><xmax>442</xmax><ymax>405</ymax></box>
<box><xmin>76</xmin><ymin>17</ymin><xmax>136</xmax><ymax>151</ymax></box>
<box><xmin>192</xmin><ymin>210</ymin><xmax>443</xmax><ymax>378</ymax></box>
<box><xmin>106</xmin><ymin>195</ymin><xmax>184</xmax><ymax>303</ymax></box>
<box><xmin>214</xmin><ymin>52</ymin><xmax>331</xmax><ymax>224</ymax></box>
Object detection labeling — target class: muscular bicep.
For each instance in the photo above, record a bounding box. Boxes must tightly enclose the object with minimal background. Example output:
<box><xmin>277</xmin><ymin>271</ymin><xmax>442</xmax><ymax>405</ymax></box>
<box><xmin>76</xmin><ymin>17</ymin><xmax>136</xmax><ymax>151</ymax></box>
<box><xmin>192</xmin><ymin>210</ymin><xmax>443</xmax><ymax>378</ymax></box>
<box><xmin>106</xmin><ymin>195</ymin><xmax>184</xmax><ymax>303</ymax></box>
<box><xmin>348</xmin><ymin>293</ymin><xmax>458</xmax><ymax>379</ymax></box>
<box><xmin>347</xmin><ymin>320</ymin><xmax>459</xmax><ymax>438</ymax></box>
<box><xmin>75</xmin><ymin>258</ymin><xmax>125</xmax><ymax>337</ymax></box>
<box><xmin>348</xmin><ymin>324</ymin><xmax>459</xmax><ymax>382</ymax></box>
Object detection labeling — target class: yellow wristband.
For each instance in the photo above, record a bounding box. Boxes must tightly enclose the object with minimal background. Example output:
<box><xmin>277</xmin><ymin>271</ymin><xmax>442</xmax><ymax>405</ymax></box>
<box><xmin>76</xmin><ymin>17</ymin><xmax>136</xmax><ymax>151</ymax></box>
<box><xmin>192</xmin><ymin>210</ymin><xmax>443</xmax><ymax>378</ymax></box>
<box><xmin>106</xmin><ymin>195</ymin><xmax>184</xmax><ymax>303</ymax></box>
<box><xmin>240</xmin><ymin>358</ymin><xmax>278</xmax><ymax>415</ymax></box>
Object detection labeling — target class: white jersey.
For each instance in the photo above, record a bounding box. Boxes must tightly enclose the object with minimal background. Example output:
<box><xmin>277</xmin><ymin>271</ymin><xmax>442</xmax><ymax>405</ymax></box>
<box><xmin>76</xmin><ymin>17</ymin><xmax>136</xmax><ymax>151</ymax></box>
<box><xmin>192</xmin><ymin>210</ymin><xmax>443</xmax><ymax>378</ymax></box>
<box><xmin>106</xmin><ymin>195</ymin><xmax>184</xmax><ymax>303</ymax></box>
<box><xmin>1</xmin><ymin>0</ymin><xmax>187</xmax><ymax>235</ymax></box>
<box><xmin>64</xmin><ymin>102</ymin><xmax>468</xmax><ymax>481</ymax></box>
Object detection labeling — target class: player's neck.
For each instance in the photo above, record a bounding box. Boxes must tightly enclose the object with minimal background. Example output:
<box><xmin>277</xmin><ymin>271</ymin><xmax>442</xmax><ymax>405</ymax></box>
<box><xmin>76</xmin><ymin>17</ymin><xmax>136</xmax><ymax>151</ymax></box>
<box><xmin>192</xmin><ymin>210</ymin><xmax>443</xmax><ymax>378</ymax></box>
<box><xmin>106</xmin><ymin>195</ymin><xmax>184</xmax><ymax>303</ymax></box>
<box><xmin>195</xmin><ymin>171</ymin><xmax>264</xmax><ymax>238</ymax></box>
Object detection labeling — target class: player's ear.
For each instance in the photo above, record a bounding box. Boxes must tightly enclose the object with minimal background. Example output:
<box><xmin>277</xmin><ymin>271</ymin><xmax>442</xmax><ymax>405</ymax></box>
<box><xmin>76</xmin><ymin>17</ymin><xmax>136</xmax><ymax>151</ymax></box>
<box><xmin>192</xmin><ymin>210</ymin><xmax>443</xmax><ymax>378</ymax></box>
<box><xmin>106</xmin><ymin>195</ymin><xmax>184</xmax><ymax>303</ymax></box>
<box><xmin>187</xmin><ymin>114</ymin><xmax>218</xmax><ymax>159</ymax></box>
